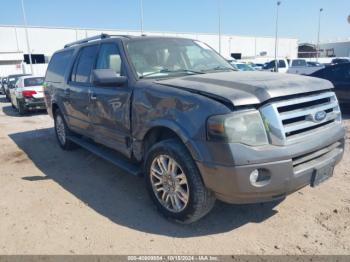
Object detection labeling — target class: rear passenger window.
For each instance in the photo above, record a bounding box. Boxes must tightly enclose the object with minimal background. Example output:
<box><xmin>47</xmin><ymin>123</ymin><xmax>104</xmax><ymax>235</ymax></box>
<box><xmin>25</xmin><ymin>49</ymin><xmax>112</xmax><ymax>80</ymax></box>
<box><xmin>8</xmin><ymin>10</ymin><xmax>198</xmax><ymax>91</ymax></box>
<box><xmin>95</xmin><ymin>43</ymin><xmax>122</xmax><ymax>76</ymax></box>
<box><xmin>71</xmin><ymin>45</ymin><xmax>99</xmax><ymax>83</ymax></box>
<box><xmin>45</xmin><ymin>50</ymin><xmax>73</xmax><ymax>83</ymax></box>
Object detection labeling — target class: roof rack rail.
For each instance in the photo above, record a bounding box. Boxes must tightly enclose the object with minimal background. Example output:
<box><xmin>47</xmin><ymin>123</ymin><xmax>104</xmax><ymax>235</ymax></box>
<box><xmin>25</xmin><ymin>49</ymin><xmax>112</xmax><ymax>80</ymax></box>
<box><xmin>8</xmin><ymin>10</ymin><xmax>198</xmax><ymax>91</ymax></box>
<box><xmin>64</xmin><ymin>34</ymin><xmax>108</xmax><ymax>48</ymax></box>
<box><xmin>64</xmin><ymin>33</ymin><xmax>133</xmax><ymax>48</ymax></box>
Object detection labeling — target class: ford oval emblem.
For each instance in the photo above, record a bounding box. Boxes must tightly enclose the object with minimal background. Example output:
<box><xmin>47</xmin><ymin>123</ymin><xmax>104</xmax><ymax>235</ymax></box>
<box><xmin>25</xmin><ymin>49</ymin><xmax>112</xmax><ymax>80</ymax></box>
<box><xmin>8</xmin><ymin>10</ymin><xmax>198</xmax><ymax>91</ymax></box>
<box><xmin>314</xmin><ymin>111</ymin><xmax>327</xmax><ymax>122</ymax></box>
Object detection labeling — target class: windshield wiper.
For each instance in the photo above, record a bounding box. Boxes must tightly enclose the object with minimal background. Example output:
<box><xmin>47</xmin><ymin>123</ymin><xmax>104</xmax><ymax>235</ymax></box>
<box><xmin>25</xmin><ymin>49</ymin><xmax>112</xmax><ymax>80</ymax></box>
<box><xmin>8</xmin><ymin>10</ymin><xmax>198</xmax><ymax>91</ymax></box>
<box><xmin>140</xmin><ymin>69</ymin><xmax>205</xmax><ymax>79</ymax></box>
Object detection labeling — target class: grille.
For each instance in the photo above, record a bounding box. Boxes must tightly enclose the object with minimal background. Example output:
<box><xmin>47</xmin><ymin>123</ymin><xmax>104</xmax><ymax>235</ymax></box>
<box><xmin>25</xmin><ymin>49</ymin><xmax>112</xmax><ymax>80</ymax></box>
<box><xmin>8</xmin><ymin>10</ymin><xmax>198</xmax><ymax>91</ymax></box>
<box><xmin>260</xmin><ymin>92</ymin><xmax>341</xmax><ymax>145</ymax></box>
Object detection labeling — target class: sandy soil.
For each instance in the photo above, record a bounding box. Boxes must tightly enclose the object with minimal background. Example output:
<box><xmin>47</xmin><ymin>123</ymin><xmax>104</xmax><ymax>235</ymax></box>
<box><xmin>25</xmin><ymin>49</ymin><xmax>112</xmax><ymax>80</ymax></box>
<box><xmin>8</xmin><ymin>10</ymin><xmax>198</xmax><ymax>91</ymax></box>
<box><xmin>0</xmin><ymin>95</ymin><xmax>349</xmax><ymax>255</ymax></box>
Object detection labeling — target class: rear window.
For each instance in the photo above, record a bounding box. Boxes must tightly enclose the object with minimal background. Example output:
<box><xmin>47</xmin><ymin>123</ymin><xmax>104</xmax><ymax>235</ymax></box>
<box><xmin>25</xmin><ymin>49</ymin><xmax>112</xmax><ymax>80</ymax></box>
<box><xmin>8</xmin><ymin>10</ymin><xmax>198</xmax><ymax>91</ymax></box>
<box><xmin>24</xmin><ymin>77</ymin><xmax>44</xmax><ymax>87</ymax></box>
<box><xmin>45</xmin><ymin>50</ymin><xmax>74</xmax><ymax>83</ymax></box>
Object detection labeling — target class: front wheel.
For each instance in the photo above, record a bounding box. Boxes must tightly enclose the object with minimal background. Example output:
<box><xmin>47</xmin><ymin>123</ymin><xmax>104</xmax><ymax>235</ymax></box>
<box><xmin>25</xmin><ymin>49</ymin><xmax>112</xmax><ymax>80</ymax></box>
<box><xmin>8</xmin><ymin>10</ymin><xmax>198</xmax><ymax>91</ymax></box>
<box><xmin>145</xmin><ymin>139</ymin><xmax>215</xmax><ymax>223</ymax></box>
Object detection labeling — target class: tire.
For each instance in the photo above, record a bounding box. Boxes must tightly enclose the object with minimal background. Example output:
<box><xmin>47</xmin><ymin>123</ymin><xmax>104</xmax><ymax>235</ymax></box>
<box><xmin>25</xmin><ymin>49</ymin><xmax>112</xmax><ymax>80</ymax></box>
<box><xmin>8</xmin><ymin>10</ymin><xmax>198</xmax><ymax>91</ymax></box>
<box><xmin>144</xmin><ymin>139</ymin><xmax>216</xmax><ymax>223</ymax></box>
<box><xmin>54</xmin><ymin>109</ymin><xmax>77</xmax><ymax>150</ymax></box>
<box><xmin>17</xmin><ymin>99</ymin><xmax>27</xmax><ymax>116</ymax></box>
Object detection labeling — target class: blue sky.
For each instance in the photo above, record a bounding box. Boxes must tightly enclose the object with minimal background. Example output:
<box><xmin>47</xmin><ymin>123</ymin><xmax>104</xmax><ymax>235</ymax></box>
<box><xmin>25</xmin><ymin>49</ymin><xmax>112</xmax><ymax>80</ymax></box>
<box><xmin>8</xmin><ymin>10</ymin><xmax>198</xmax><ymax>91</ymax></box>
<box><xmin>0</xmin><ymin>0</ymin><xmax>349</xmax><ymax>42</ymax></box>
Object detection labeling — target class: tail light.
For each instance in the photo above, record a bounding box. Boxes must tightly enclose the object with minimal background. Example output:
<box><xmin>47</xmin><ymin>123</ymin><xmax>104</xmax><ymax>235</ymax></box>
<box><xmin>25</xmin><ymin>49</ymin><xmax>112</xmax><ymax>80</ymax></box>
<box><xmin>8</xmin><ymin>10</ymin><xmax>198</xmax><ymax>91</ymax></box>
<box><xmin>22</xmin><ymin>90</ymin><xmax>37</xmax><ymax>97</ymax></box>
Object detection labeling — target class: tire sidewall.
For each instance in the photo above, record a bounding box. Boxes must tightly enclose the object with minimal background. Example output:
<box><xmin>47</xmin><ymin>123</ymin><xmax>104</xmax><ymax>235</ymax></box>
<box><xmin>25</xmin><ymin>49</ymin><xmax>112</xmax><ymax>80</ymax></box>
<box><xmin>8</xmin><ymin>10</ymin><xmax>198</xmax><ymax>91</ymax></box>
<box><xmin>54</xmin><ymin>110</ymin><xmax>68</xmax><ymax>149</ymax></box>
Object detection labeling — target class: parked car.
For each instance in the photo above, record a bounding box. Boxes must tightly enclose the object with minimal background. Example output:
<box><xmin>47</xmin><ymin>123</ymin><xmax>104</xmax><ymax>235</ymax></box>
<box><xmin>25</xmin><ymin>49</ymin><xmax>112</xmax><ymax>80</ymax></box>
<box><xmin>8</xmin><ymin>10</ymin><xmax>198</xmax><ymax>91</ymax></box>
<box><xmin>263</xmin><ymin>58</ymin><xmax>324</xmax><ymax>75</ymax></box>
<box><xmin>5</xmin><ymin>74</ymin><xmax>31</xmax><ymax>101</ymax></box>
<box><xmin>331</xmin><ymin>58</ymin><xmax>350</xmax><ymax>65</ymax></box>
<box><xmin>307</xmin><ymin>61</ymin><xmax>323</xmax><ymax>67</ymax></box>
<box><xmin>310</xmin><ymin>63</ymin><xmax>350</xmax><ymax>107</ymax></box>
<box><xmin>9</xmin><ymin>75</ymin><xmax>46</xmax><ymax>115</ymax></box>
<box><xmin>1</xmin><ymin>77</ymin><xmax>8</xmax><ymax>95</ymax></box>
<box><xmin>251</xmin><ymin>63</ymin><xmax>264</xmax><ymax>70</ymax></box>
<box><xmin>230</xmin><ymin>62</ymin><xmax>256</xmax><ymax>71</ymax></box>
<box><xmin>44</xmin><ymin>34</ymin><xmax>345</xmax><ymax>223</ymax></box>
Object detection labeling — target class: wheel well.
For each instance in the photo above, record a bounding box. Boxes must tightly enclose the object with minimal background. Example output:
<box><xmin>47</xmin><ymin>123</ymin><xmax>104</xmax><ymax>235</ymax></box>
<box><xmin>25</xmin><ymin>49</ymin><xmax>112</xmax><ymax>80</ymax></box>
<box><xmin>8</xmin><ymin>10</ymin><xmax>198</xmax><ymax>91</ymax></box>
<box><xmin>142</xmin><ymin>127</ymin><xmax>183</xmax><ymax>158</ymax></box>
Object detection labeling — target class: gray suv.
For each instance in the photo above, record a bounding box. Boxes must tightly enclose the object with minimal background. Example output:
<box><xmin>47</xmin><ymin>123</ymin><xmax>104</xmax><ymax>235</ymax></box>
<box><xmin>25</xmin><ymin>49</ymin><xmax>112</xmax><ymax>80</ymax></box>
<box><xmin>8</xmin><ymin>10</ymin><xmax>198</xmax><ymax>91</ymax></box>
<box><xmin>44</xmin><ymin>34</ymin><xmax>345</xmax><ymax>223</ymax></box>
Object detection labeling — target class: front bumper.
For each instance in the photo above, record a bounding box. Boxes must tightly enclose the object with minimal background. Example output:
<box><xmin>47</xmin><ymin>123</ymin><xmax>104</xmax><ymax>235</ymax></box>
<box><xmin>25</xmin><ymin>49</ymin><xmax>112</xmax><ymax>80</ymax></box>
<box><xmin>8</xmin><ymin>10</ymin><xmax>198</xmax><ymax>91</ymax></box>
<box><xmin>192</xmin><ymin>124</ymin><xmax>345</xmax><ymax>204</ymax></box>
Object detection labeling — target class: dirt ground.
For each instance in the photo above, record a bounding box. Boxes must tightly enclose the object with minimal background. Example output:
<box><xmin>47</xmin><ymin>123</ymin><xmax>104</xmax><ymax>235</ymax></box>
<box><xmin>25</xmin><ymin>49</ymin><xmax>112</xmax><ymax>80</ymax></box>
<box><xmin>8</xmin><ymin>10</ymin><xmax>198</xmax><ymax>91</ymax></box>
<box><xmin>0</xmin><ymin>95</ymin><xmax>349</xmax><ymax>255</ymax></box>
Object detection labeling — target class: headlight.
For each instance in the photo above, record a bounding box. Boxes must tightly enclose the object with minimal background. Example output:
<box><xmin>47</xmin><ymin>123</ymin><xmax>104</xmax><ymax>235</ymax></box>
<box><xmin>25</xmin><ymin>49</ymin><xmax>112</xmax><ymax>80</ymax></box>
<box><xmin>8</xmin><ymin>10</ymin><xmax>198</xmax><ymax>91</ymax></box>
<box><xmin>207</xmin><ymin>110</ymin><xmax>268</xmax><ymax>146</ymax></box>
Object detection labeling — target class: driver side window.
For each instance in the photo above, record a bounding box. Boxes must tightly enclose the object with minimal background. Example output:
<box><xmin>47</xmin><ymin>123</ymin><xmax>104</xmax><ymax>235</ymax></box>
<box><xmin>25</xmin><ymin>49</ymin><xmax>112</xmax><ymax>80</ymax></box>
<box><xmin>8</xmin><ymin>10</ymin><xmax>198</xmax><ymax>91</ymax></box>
<box><xmin>95</xmin><ymin>43</ymin><xmax>123</xmax><ymax>76</ymax></box>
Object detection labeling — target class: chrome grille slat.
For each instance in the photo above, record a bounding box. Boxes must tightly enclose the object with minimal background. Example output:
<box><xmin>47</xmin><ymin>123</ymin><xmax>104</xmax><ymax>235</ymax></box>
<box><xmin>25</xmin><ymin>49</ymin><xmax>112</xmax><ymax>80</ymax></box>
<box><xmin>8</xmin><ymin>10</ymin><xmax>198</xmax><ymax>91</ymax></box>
<box><xmin>284</xmin><ymin>111</ymin><xmax>339</xmax><ymax>133</ymax></box>
<box><xmin>279</xmin><ymin>101</ymin><xmax>338</xmax><ymax>120</ymax></box>
<box><xmin>272</xmin><ymin>92</ymin><xmax>335</xmax><ymax>108</ymax></box>
<box><xmin>287</xmin><ymin>121</ymin><xmax>338</xmax><ymax>141</ymax></box>
<box><xmin>260</xmin><ymin>91</ymin><xmax>341</xmax><ymax>145</ymax></box>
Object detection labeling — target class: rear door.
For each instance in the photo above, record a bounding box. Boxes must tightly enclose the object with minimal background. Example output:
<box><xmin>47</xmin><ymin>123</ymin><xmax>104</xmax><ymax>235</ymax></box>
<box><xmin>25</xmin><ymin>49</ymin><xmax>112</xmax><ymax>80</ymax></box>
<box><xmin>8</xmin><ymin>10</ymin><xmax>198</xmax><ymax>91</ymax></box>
<box><xmin>89</xmin><ymin>41</ymin><xmax>132</xmax><ymax>157</ymax></box>
<box><xmin>66</xmin><ymin>44</ymin><xmax>99</xmax><ymax>137</ymax></box>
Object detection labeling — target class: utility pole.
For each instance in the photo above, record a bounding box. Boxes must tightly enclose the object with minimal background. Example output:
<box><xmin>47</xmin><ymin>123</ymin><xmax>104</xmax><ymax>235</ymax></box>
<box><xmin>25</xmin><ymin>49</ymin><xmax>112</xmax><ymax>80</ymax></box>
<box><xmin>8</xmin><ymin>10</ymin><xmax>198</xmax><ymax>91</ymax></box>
<box><xmin>140</xmin><ymin>0</ymin><xmax>144</xmax><ymax>35</ymax></box>
<box><xmin>218</xmin><ymin>0</ymin><xmax>222</xmax><ymax>54</ymax></box>
<box><xmin>316</xmin><ymin>8</ymin><xmax>323</xmax><ymax>61</ymax></box>
<box><xmin>274</xmin><ymin>1</ymin><xmax>281</xmax><ymax>72</ymax></box>
<box><xmin>21</xmin><ymin>0</ymin><xmax>33</xmax><ymax>74</ymax></box>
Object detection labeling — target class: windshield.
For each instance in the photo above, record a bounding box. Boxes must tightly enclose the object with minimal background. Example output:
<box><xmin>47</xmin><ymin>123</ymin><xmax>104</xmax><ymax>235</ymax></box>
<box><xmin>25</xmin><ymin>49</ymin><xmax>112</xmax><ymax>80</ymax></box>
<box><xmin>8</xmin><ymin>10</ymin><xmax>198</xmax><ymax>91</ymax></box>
<box><xmin>24</xmin><ymin>77</ymin><xmax>44</xmax><ymax>87</ymax></box>
<box><xmin>126</xmin><ymin>38</ymin><xmax>234</xmax><ymax>78</ymax></box>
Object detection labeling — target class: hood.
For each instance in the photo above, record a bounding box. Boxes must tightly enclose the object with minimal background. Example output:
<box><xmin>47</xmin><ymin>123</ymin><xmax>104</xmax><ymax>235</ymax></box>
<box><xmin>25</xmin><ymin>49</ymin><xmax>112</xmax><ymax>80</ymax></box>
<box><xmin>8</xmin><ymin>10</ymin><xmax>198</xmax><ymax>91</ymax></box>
<box><xmin>157</xmin><ymin>71</ymin><xmax>333</xmax><ymax>106</ymax></box>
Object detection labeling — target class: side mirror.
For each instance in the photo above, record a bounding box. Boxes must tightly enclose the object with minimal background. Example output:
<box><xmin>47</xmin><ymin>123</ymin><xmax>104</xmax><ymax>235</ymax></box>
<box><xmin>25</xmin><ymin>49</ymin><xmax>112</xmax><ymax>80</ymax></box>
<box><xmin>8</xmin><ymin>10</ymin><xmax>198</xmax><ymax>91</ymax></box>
<box><xmin>92</xmin><ymin>69</ymin><xmax>127</xmax><ymax>87</ymax></box>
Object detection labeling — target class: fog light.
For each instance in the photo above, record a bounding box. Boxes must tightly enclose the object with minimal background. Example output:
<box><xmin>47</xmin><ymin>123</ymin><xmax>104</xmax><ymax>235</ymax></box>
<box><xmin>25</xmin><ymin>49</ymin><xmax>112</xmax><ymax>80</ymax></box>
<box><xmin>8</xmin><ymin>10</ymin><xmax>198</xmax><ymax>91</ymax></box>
<box><xmin>249</xmin><ymin>169</ymin><xmax>271</xmax><ymax>187</ymax></box>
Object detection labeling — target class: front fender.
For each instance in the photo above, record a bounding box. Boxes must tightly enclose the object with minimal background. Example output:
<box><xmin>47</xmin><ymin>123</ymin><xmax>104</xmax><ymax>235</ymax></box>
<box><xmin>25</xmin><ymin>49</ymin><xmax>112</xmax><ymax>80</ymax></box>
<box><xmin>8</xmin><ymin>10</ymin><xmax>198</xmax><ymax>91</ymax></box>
<box><xmin>132</xmin><ymin>119</ymin><xmax>205</xmax><ymax>163</ymax></box>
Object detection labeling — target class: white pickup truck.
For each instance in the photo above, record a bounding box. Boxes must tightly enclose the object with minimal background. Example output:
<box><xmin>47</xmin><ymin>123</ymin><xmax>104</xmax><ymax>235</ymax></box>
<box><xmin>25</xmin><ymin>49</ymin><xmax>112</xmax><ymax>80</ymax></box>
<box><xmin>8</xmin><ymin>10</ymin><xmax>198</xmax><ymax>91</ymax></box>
<box><xmin>263</xmin><ymin>58</ymin><xmax>324</xmax><ymax>75</ymax></box>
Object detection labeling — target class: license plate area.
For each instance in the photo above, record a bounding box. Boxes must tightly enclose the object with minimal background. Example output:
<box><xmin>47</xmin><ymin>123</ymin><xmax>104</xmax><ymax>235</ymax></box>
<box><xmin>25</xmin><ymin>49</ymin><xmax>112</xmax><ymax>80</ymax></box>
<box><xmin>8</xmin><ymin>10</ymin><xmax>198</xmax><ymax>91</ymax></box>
<box><xmin>311</xmin><ymin>161</ymin><xmax>335</xmax><ymax>187</ymax></box>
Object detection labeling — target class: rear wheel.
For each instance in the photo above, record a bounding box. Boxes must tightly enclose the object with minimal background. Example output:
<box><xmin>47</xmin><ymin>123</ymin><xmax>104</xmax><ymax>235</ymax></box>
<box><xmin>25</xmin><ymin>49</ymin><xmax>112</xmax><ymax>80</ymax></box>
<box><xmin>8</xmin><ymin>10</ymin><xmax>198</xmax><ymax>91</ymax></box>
<box><xmin>145</xmin><ymin>139</ymin><xmax>216</xmax><ymax>223</ymax></box>
<box><xmin>17</xmin><ymin>99</ymin><xmax>27</xmax><ymax>116</ymax></box>
<box><xmin>54</xmin><ymin>109</ymin><xmax>77</xmax><ymax>150</ymax></box>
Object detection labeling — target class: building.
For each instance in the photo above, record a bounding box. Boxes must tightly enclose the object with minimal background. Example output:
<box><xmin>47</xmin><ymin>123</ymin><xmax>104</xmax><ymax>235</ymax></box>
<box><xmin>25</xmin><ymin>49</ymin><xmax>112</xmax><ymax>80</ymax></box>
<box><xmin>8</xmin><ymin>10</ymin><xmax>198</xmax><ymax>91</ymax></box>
<box><xmin>298</xmin><ymin>43</ymin><xmax>317</xmax><ymax>58</ymax></box>
<box><xmin>319</xmin><ymin>40</ymin><xmax>350</xmax><ymax>58</ymax></box>
<box><xmin>0</xmin><ymin>25</ymin><xmax>298</xmax><ymax>76</ymax></box>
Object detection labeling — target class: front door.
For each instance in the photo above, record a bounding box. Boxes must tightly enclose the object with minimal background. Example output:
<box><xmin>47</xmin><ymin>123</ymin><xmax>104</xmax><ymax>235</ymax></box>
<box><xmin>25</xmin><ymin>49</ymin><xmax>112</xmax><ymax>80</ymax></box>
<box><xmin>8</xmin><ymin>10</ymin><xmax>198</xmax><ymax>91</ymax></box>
<box><xmin>66</xmin><ymin>44</ymin><xmax>99</xmax><ymax>137</ymax></box>
<box><xmin>89</xmin><ymin>42</ymin><xmax>132</xmax><ymax>157</ymax></box>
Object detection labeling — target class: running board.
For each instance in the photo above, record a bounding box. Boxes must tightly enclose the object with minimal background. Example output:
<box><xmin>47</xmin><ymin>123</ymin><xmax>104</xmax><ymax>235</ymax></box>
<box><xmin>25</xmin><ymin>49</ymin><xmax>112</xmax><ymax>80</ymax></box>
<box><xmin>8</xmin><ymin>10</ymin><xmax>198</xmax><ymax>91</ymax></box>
<box><xmin>67</xmin><ymin>136</ymin><xmax>142</xmax><ymax>176</ymax></box>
